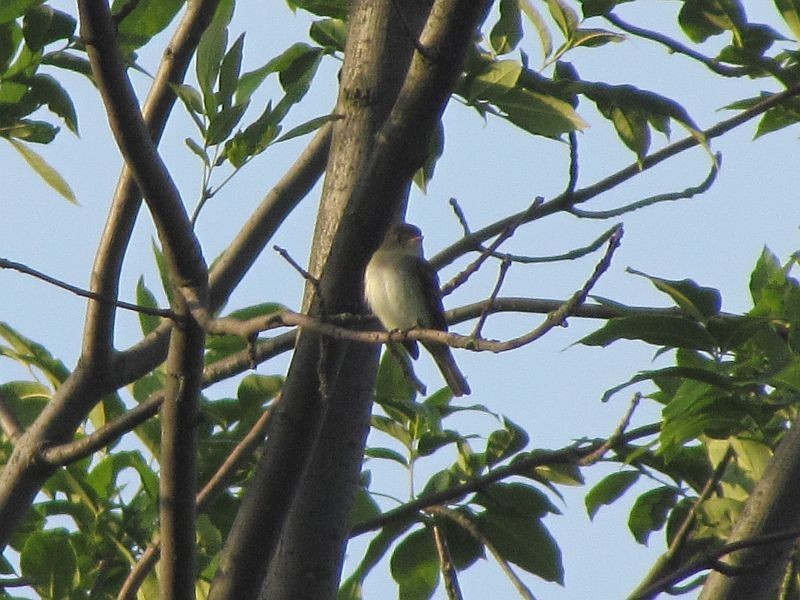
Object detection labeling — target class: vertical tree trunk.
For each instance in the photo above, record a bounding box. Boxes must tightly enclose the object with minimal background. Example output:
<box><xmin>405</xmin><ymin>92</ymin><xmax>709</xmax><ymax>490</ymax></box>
<box><xmin>700</xmin><ymin>407</ymin><xmax>800</xmax><ymax>599</ymax></box>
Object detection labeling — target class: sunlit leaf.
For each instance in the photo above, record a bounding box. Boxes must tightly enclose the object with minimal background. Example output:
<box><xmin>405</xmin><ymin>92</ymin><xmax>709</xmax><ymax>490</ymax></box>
<box><xmin>6</xmin><ymin>138</ymin><xmax>77</xmax><ymax>203</ymax></box>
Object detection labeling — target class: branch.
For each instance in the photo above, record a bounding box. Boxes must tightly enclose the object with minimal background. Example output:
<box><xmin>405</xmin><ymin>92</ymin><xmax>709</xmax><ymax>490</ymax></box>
<box><xmin>569</xmin><ymin>153</ymin><xmax>720</xmax><ymax>219</ymax></box>
<box><xmin>432</xmin><ymin>82</ymin><xmax>800</xmax><ymax>269</ymax></box>
<box><xmin>78</xmin><ymin>0</ymin><xmax>208</xmax><ymax>293</ymax></box>
<box><xmin>350</xmin><ymin>423</ymin><xmax>661</xmax><ymax>537</ymax></box>
<box><xmin>428</xmin><ymin>506</ymin><xmax>534</xmax><ymax>600</ymax></box>
<box><xmin>603</xmin><ymin>13</ymin><xmax>748</xmax><ymax>78</ymax></box>
<box><xmin>430</xmin><ymin>518</ymin><xmax>464</xmax><ymax>600</ymax></box>
<box><xmin>40</xmin><ymin>331</ymin><xmax>295</xmax><ymax>466</ymax></box>
<box><xmin>578</xmin><ymin>392</ymin><xmax>640</xmax><ymax>466</ymax></box>
<box><xmin>631</xmin><ymin>528</ymin><xmax>800</xmax><ymax>600</ymax></box>
<box><xmin>0</xmin><ymin>257</ymin><xmax>176</xmax><ymax>319</ymax></box>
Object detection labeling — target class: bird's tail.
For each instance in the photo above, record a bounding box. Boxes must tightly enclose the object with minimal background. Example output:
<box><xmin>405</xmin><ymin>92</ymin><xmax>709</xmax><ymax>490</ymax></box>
<box><xmin>427</xmin><ymin>343</ymin><xmax>471</xmax><ymax>397</ymax></box>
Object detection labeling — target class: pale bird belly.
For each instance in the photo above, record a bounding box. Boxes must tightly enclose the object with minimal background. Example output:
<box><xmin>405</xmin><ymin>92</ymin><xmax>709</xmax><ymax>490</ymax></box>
<box><xmin>365</xmin><ymin>264</ymin><xmax>421</xmax><ymax>331</ymax></box>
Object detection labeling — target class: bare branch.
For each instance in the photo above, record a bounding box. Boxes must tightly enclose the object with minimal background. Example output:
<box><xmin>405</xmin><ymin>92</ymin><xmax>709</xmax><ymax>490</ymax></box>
<box><xmin>433</xmin><ymin>82</ymin><xmax>800</xmax><ymax>270</ymax></box>
<box><xmin>40</xmin><ymin>332</ymin><xmax>295</xmax><ymax>466</ymax></box>
<box><xmin>569</xmin><ymin>153</ymin><xmax>721</xmax><ymax>219</ymax></box>
<box><xmin>78</xmin><ymin>0</ymin><xmax>208</xmax><ymax>293</ymax></box>
<box><xmin>604</xmin><ymin>13</ymin><xmax>749</xmax><ymax>78</ymax></box>
<box><xmin>0</xmin><ymin>257</ymin><xmax>176</xmax><ymax>319</ymax></box>
<box><xmin>470</xmin><ymin>256</ymin><xmax>511</xmax><ymax>340</ymax></box>
<box><xmin>579</xmin><ymin>392</ymin><xmax>641</xmax><ymax>466</ymax></box>
<box><xmin>441</xmin><ymin>198</ymin><xmax>542</xmax><ymax>296</ymax></box>
<box><xmin>430</xmin><ymin>519</ymin><xmax>464</xmax><ymax>600</ymax></box>
<box><xmin>428</xmin><ymin>506</ymin><xmax>536</xmax><ymax>600</ymax></box>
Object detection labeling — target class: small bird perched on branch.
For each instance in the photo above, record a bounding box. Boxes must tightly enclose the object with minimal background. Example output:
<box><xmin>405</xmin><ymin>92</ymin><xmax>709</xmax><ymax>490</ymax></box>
<box><xmin>364</xmin><ymin>222</ymin><xmax>471</xmax><ymax>396</ymax></box>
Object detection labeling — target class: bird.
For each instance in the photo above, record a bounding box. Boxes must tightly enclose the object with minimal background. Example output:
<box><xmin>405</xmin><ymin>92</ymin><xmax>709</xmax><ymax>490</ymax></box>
<box><xmin>364</xmin><ymin>222</ymin><xmax>471</xmax><ymax>396</ymax></box>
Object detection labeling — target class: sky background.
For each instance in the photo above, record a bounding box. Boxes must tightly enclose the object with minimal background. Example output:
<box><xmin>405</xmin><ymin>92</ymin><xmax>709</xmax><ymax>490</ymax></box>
<box><xmin>1</xmin><ymin>1</ymin><xmax>798</xmax><ymax>599</ymax></box>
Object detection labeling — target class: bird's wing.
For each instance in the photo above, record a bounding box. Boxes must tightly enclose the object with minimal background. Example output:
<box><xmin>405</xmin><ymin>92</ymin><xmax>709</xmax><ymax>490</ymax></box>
<box><xmin>412</xmin><ymin>255</ymin><xmax>448</xmax><ymax>332</ymax></box>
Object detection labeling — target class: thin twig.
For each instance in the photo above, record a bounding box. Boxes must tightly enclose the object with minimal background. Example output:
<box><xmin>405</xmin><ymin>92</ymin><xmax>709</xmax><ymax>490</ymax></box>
<box><xmin>471</xmin><ymin>257</ymin><xmax>511</xmax><ymax>340</ymax></box>
<box><xmin>0</xmin><ymin>258</ymin><xmax>176</xmax><ymax>319</ymax></box>
<box><xmin>433</xmin><ymin>82</ymin><xmax>800</xmax><ymax>269</ymax></box>
<box><xmin>428</xmin><ymin>506</ymin><xmax>535</xmax><ymax>600</ymax></box>
<box><xmin>579</xmin><ymin>392</ymin><xmax>640</xmax><ymax>466</ymax></box>
<box><xmin>441</xmin><ymin>197</ymin><xmax>543</xmax><ymax>296</ymax></box>
<box><xmin>430</xmin><ymin>519</ymin><xmax>464</xmax><ymax>600</ymax></box>
<box><xmin>273</xmin><ymin>245</ymin><xmax>320</xmax><ymax>288</ymax></box>
<box><xmin>604</xmin><ymin>13</ymin><xmax>749</xmax><ymax>78</ymax></box>
<box><xmin>569</xmin><ymin>153</ymin><xmax>721</xmax><ymax>219</ymax></box>
<box><xmin>487</xmin><ymin>225</ymin><xmax>620</xmax><ymax>265</ymax></box>
<box><xmin>565</xmin><ymin>130</ymin><xmax>579</xmax><ymax>199</ymax></box>
<box><xmin>449</xmin><ymin>197</ymin><xmax>471</xmax><ymax>235</ymax></box>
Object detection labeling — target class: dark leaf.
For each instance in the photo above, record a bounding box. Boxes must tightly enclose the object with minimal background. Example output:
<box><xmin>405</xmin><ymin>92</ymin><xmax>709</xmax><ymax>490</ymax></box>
<box><xmin>390</xmin><ymin>528</ymin><xmax>440</xmax><ymax>600</ymax></box>
<box><xmin>579</xmin><ymin>315</ymin><xmax>718</xmax><ymax>351</ymax></box>
<box><xmin>628</xmin><ymin>486</ymin><xmax>678</xmax><ymax>544</ymax></box>
<box><xmin>22</xmin><ymin>5</ymin><xmax>75</xmax><ymax>51</ymax></box>
<box><xmin>586</xmin><ymin>470</ymin><xmax>640</xmax><ymax>519</ymax></box>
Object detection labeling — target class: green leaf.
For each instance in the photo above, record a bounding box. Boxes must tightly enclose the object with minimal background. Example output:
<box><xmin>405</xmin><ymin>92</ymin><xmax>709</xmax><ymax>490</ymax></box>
<box><xmin>185</xmin><ymin>137</ymin><xmax>209</xmax><ymax>164</ymax></box>
<box><xmin>151</xmin><ymin>239</ymin><xmax>174</xmax><ymax>305</ymax></box>
<box><xmin>309</xmin><ymin>18</ymin><xmax>346</xmax><ymax>52</ymax></box>
<box><xmin>579</xmin><ymin>315</ymin><xmax>718</xmax><ymax>351</ymax></box>
<box><xmin>4</xmin><ymin>119</ymin><xmax>58</xmax><ymax>143</ymax></box>
<box><xmin>0</xmin><ymin>381</ymin><xmax>50</xmax><ymax>426</ymax></box>
<box><xmin>135</xmin><ymin>276</ymin><xmax>161</xmax><ymax>335</ymax></box>
<box><xmin>28</xmin><ymin>73</ymin><xmax>79</xmax><ymax>134</ymax></box>
<box><xmin>462</xmin><ymin>59</ymin><xmax>522</xmax><ymax>103</ymax></box>
<box><xmin>485</xmin><ymin>417</ymin><xmax>529</xmax><ymax>466</ymax></box>
<box><xmin>236</xmin><ymin>374</ymin><xmax>283</xmax><ymax>407</ymax></box>
<box><xmin>340</xmin><ymin>520</ymin><xmax>415</xmax><ymax>600</ymax></box>
<box><xmin>412</xmin><ymin>120</ymin><xmax>444</xmax><ymax>193</ymax></box>
<box><xmin>390</xmin><ymin>528</ymin><xmax>439</xmax><ymax>600</ymax></box>
<box><xmin>475</xmin><ymin>482</ymin><xmax>560</xmax><ymax>518</ymax></box>
<box><xmin>205</xmin><ymin>101</ymin><xmax>249</xmax><ymax>145</ymax></box>
<box><xmin>628</xmin><ymin>268</ymin><xmax>722</xmax><ymax>321</ymax></box>
<box><xmin>286</xmin><ymin>0</ymin><xmax>348</xmax><ymax>19</ymax></box>
<box><xmin>364</xmin><ymin>446</ymin><xmax>408</xmax><ymax>467</ymax></box>
<box><xmin>521</xmin><ymin>0</ymin><xmax>552</xmax><ymax>58</ymax></box>
<box><xmin>0</xmin><ymin>0</ymin><xmax>43</xmax><ymax>26</ymax></box>
<box><xmin>375</xmin><ymin>350</ymin><xmax>418</xmax><ymax>417</ymax></box>
<box><xmin>578</xmin><ymin>0</ymin><xmax>635</xmax><ymax>18</ymax></box>
<box><xmin>87</xmin><ymin>451</ymin><xmax>159</xmax><ymax>500</ymax></box>
<box><xmin>678</xmin><ymin>0</ymin><xmax>745</xmax><ymax>44</ymax></box>
<box><xmin>349</xmin><ymin>487</ymin><xmax>382</xmax><ymax>528</ymax></box>
<box><xmin>417</xmin><ymin>430</ymin><xmax>465</xmax><ymax>456</ymax></box>
<box><xmin>477</xmin><ymin>509</ymin><xmax>564</xmax><ymax>583</ymax></box>
<box><xmin>41</xmin><ymin>50</ymin><xmax>93</xmax><ymax>79</ymax></box>
<box><xmin>776</xmin><ymin>0</ymin><xmax>800</xmax><ymax>39</ymax></box>
<box><xmin>628</xmin><ymin>486</ymin><xmax>678</xmax><ymax>544</ymax></box>
<box><xmin>195</xmin><ymin>4</ymin><xmax>230</xmax><ymax>115</ymax></box>
<box><xmin>219</xmin><ymin>33</ymin><xmax>245</xmax><ymax>109</ymax></box>
<box><xmin>0</xmin><ymin>21</ymin><xmax>22</xmax><ymax>71</ymax></box>
<box><xmin>116</xmin><ymin>0</ymin><xmax>185</xmax><ymax>50</ymax></box>
<box><xmin>496</xmin><ymin>87</ymin><xmax>588</xmax><ymax>137</ymax></box>
<box><xmin>545</xmin><ymin>0</ymin><xmax>579</xmax><ymax>38</ymax></box>
<box><xmin>236</xmin><ymin>43</ymin><xmax>320</xmax><ymax>105</ymax></box>
<box><xmin>22</xmin><ymin>6</ymin><xmax>76</xmax><ymax>51</ymax></box>
<box><xmin>273</xmin><ymin>113</ymin><xmax>341</xmax><ymax>144</ymax></box>
<box><xmin>586</xmin><ymin>471</ymin><xmax>640</xmax><ymax>520</ymax></box>
<box><xmin>749</xmin><ymin>246</ymin><xmax>782</xmax><ymax>305</ymax></box>
<box><xmin>491</xmin><ymin>0</ymin><xmax>523</xmax><ymax>55</ymax></box>
<box><xmin>6</xmin><ymin>139</ymin><xmax>76</xmax><ymax>203</ymax></box>
<box><xmin>20</xmin><ymin>530</ymin><xmax>78</xmax><ymax>600</ymax></box>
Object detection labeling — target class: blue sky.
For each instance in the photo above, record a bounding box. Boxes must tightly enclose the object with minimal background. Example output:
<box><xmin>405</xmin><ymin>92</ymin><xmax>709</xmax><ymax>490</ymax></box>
<box><xmin>1</xmin><ymin>1</ymin><xmax>798</xmax><ymax>598</ymax></box>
